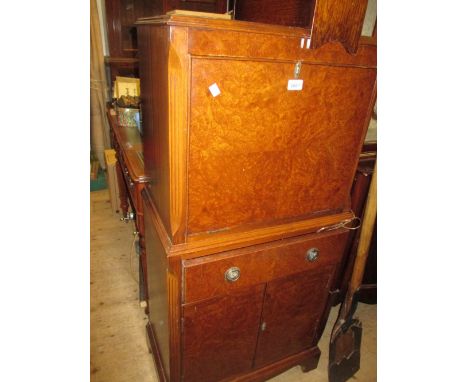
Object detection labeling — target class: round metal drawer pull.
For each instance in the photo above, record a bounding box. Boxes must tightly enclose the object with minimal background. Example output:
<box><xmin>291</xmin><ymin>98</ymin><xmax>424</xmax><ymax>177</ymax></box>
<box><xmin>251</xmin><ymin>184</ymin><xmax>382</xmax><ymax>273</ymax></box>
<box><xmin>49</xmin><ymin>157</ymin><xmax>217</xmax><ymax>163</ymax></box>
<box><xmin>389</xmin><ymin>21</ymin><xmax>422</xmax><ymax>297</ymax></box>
<box><xmin>306</xmin><ymin>248</ymin><xmax>319</xmax><ymax>262</ymax></box>
<box><xmin>225</xmin><ymin>267</ymin><xmax>241</xmax><ymax>282</ymax></box>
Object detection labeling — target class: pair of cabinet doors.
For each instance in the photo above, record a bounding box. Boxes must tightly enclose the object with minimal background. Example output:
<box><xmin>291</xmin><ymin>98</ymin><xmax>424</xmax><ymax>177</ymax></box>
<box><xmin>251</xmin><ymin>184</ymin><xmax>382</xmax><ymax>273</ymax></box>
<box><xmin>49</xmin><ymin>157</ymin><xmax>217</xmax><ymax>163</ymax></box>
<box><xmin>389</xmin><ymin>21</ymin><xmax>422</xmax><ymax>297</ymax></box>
<box><xmin>181</xmin><ymin>230</ymin><xmax>348</xmax><ymax>382</ymax></box>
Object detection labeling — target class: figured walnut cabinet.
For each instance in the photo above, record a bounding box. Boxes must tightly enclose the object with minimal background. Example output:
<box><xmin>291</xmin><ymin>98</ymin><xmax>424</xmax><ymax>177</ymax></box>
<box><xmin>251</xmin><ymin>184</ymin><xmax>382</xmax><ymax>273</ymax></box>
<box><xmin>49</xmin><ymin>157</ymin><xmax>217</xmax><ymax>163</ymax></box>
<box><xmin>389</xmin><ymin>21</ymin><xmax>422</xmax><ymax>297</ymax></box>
<box><xmin>137</xmin><ymin>13</ymin><xmax>376</xmax><ymax>382</ymax></box>
<box><xmin>144</xmin><ymin>189</ymin><xmax>350</xmax><ymax>382</ymax></box>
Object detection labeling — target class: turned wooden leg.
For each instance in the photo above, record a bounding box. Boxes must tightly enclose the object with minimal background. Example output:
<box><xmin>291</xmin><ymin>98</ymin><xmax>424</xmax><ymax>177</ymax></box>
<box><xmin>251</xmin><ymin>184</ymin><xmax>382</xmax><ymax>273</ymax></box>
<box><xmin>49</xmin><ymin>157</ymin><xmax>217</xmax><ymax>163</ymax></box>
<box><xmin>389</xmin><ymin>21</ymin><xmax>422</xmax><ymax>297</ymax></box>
<box><xmin>115</xmin><ymin>160</ymin><xmax>129</xmax><ymax>217</ymax></box>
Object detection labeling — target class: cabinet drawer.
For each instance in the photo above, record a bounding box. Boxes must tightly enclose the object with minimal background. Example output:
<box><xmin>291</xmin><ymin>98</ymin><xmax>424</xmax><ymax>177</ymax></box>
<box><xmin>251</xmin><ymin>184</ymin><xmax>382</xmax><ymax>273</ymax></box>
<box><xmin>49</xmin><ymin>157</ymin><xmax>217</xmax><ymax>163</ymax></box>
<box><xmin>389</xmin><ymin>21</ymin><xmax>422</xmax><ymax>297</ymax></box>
<box><xmin>183</xmin><ymin>229</ymin><xmax>349</xmax><ymax>304</ymax></box>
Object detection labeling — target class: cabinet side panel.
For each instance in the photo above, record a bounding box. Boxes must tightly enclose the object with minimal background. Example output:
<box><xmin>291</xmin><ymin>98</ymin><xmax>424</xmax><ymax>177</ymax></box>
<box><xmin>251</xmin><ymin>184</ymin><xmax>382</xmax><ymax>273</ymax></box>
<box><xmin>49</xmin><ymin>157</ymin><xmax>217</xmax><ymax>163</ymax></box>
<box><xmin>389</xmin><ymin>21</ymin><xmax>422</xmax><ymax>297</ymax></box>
<box><xmin>140</xmin><ymin>25</ymin><xmax>172</xmax><ymax>235</ymax></box>
<box><xmin>144</xmin><ymin>202</ymin><xmax>171</xmax><ymax>379</ymax></box>
<box><xmin>188</xmin><ymin>58</ymin><xmax>376</xmax><ymax>234</ymax></box>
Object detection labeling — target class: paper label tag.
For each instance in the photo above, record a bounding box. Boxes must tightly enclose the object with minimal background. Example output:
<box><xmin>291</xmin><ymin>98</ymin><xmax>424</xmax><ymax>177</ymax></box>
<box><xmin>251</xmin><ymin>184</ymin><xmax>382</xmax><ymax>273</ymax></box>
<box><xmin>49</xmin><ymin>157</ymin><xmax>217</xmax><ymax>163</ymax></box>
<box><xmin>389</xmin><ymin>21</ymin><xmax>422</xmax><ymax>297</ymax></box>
<box><xmin>287</xmin><ymin>79</ymin><xmax>303</xmax><ymax>91</ymax></box>
<box><xmin>209</xmin><ymin>83</ymin><xmax>221</xmax><ymax>97</ymax></box>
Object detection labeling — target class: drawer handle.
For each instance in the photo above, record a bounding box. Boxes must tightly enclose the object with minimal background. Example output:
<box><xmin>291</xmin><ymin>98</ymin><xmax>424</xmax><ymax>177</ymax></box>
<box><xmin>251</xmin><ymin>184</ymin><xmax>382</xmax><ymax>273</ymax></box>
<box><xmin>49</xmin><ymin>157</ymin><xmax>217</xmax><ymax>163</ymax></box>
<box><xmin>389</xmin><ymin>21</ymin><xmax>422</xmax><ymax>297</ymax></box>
<box><xmin>225</xmin><ymin>267</ymin><xmax>241</xmax><ymax>282</ymax></box>
<box><xmin>306</xmin><ymin>248</ymin><xmax>319</xmax><ymax>262</ymax></box>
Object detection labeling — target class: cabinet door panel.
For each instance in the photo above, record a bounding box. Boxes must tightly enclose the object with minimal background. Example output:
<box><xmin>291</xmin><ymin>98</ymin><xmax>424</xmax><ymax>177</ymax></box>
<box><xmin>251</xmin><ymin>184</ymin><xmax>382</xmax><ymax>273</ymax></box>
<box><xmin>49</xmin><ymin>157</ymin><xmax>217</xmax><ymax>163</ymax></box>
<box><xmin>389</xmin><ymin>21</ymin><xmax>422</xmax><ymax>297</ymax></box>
<box><xmin>254</xmin><ymin>267</ymin><xmax>334</xmax><ymax>368</ymax></box>
<box><xmin>188</xmin><ymin>58</ymin><xmax>376</xmax><ymax>235</ymax></box>
<box><xmin>182</xmin><ymin>284</ymin><xmax>265</xmax><ymax>382</ymax></box>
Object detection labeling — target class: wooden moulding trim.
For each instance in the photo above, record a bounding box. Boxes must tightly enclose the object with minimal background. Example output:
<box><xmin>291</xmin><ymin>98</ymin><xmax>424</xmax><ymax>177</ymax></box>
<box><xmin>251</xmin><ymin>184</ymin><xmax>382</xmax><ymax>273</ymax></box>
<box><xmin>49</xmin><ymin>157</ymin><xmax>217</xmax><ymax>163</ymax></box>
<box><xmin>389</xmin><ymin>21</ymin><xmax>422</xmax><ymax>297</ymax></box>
<box><xmin>137</xmin><ymin>18</ymin><xmax>376</xmax><ymax>69</ymax></box>
<box><xmin>183</xmin><ymin>209</ymin><xmax>352</xmax><ymax>241</ymax></box>
<box><xmin>176</xmin><ymin>214</ymin><xmax>351</xmax><ymax>258</ymax></box>
<box><xmin>144</xmin><ymin>186</ymin><xmax>354</xmax><ymax>259</ymax></box>
<box><xmin>227</xmin><ymin>346</ymin><xmax>321</xmax><ymax>382</ymax></box>
<box><xmin>188</xmin><ymin>30</ymin><xmax>376</xmax><ymax>69</ymax></box>
<box><xmin>168</xmin><ymin>271</ymin><xmax>181</xmax><ymax>381</ymax></box>
<box><xmin>143</xmin><ymin>188</ymin><xmax>173</xmax><ymax>253</ymax></box>
<box><xmin>167</xmin><ymin>26</ymin><xmax>189</xmax><ymax>244</ymax></box>
<box><xmin>136</xmin><ymin>14</ymin><xmax>376</xmax><ymax>46</ymax></box>
<box><xmin>135</xmin><ymin>14</ymin><xmax>312</xmax><ymax>36</ymax></box>
<box><xmin>146</xmin><ymin>322</ymin><xmax>168</xmax><ymax>382</ymax></box>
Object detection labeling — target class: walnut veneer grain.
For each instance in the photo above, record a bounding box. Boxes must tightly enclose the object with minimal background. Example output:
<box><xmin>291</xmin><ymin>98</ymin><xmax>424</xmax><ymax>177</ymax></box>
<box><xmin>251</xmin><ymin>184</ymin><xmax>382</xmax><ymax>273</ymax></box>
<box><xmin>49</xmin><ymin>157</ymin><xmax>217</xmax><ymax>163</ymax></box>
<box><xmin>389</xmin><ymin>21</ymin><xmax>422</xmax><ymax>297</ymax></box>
<box><xmin>188</xmin><ymin>59</ymin><xmax>375</xmax><ymax>234</ymax></box>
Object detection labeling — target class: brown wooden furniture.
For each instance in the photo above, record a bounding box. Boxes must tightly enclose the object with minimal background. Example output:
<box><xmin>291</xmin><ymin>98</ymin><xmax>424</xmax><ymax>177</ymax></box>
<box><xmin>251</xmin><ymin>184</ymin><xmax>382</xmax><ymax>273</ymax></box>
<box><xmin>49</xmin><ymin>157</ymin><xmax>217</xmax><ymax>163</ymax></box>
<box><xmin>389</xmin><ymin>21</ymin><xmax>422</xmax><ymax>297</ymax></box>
<box><xmin>107</xmin><ymin>108</ymin><xmax>150</xmax><ymax>304</ymax></box>
<box><xmin>104</xmin><ymin>0</ymin><xmax>227</xmax><ymax>82</ymax></box>
<box><xmin>335</xmin><ymin>143</ymin><xmax>377</xmax><ymax>305</ymax></box>
<box><xmin>136</xmin><ymin>10</ymin><xmax>376</xmax><ymax>382</ymax></box>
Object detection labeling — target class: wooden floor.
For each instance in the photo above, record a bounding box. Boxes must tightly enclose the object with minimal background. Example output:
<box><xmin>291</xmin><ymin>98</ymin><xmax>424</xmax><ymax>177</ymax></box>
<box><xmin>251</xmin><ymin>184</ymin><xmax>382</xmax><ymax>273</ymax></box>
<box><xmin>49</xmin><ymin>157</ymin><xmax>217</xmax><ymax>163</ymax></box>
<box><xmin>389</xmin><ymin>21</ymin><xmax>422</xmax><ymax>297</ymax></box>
<box><xmin>91</xmin><ymin>189</ymin><xmax>376</xmax><ymax>381</ymax></box>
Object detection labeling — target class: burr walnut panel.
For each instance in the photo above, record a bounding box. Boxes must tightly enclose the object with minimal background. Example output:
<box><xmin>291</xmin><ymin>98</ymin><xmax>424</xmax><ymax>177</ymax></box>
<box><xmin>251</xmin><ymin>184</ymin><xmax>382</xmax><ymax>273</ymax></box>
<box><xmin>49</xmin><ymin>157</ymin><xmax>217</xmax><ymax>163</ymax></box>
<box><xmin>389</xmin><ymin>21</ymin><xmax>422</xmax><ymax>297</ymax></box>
<box><xmin>188</xmin><ymin>28</ymin><xmax>377</xmax><ymax>68</ymax></box>
<box><xmin>188</xmin><ymin>58</ymin><xmax>376</xmax><ymax>235</ymax></box>
<box><xmin>182</xmin><ymin>229</ymin><xmax>348</xmax><ymax>304</ymax></box>
<box><xmin>182</xmin><ymin>284</ymin><xmax>265</xmax><ymax>382</ymax></box>
<box><xmin>254</xmin><ymin>268</ymin><xmax>333</xmax><ymax>368</ymax></box>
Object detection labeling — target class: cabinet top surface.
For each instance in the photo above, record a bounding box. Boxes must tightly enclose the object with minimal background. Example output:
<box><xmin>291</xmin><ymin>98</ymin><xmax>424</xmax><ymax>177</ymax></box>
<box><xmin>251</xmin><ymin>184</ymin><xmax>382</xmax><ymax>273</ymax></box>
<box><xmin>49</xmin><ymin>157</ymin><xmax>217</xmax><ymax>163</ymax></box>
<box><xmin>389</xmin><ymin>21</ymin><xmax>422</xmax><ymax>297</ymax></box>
<box><xmin>136</xmin><ymin>13</ymin><xmax>375</xmax><ymax>45</ymax></box>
